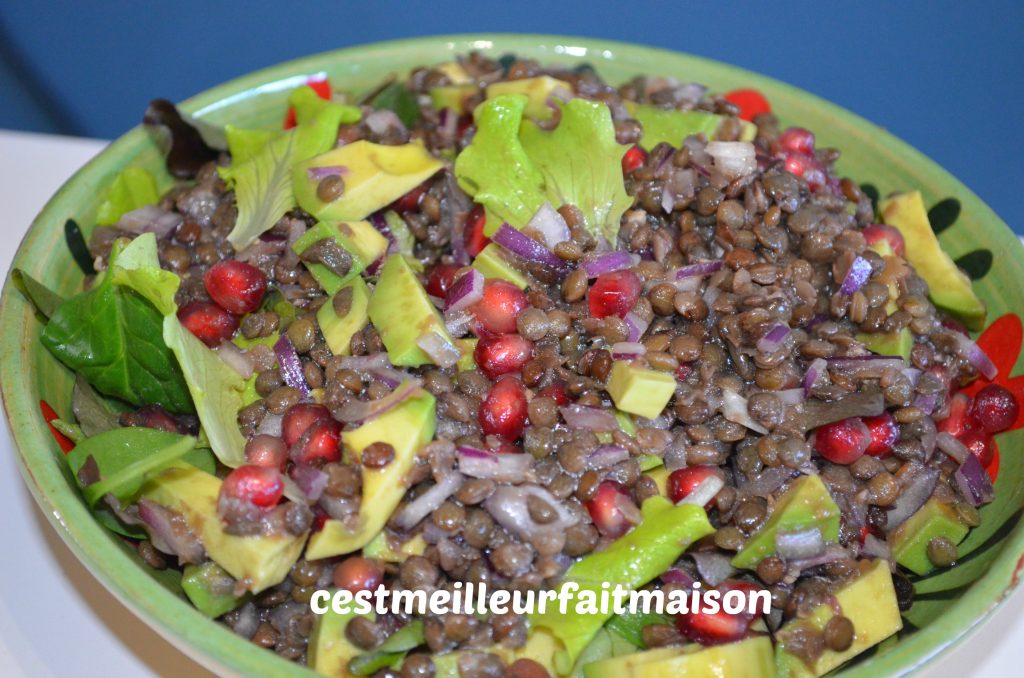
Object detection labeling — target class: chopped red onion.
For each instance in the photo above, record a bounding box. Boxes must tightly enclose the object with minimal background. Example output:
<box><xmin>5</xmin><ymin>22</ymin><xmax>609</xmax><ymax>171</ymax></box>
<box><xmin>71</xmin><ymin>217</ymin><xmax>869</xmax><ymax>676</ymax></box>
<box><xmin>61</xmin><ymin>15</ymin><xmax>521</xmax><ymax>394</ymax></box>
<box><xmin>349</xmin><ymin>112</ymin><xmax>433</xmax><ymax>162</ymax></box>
<box><xmin>614</xmin><ymin>490</ymin><xmax>644</xmax><ymax>527</ymax></box>
<box><xmin>610</xmin><ymin>342</ymin><xmax>647</xmax><ymax>360</ymax></box>
<box><xmin>483</xmin><ymin>484</ymin><xmax>578</xmax><ymax>549</ymax></box>
<box><xmin>936</xmin><ymin>431</ymin><xmax>969</xmax><ymax>464</ymax></box>
<box><xmin>661</xmin><ymin>567</ymin><xmax>698</xmax><ymax>588</ymax></box>
<box><xmin>839</xmin><ymin>256</ymin><xmax>872</xmax><ymax>295</ymax></box>
<box><xmin>273</xmin><ymin>335</ymin><xmax>310</xmax><ymax>398</ymax></box>
<box><xmin>437</xmin><ymin>107</ymin><xmax>458</xmax><ymax>140</ymax></box>
<box><xmin>216</xmin><ymin>341</ymin><xmax>254</xmax><ymax>379</ymax></box>
<box><xmin>757</xmin><ymin>323</ymin><xmax>790</xmax><ymax>354</ymax></box>
<box><xmin>306</xmin><ymin>165</ymin><xmax>347</xmax><ymax>181</ymax></box>
<box><xmin>776</xmin><ymin>527</ymin><xmax>825</xmax><ymax>561</ymax></box>
<box><xmin>393</xmin><ymin>472</ymin><xmax>463</xmax><ymax>531</ymax></box>
<box><xmin>775</xmin><ymin>388</ymin><xmax>806</xmax><ymax>406</ymax></box>
<box><xmin>526</xmin><ymin>202</ymin><xmax>571</xmax><ymax>250</ymax></box>
<box><xmin>788</xmin><ymin>544</ymin><xmax>849</xmax><ymax>572</ymax></box>
<box><xmin>582</xmin><ymin>250</ymin><xmax>635</xmax><ymax>278</ymax></box>
<box><xmin>690</xmin><ymin>551</ymin><xmax>735</xmax><ymax>587</ymax></box>
<box><xmin>901</xmin><ymin>367</ymin><xmax>923</xmax><ymax>386</ymax></box>
<box><xmin>137</xmin><ymin>499</ymin><xmax>206</xmax><ymax>564</ymax></box>
<box><xmin>952</xmin><ymin>332</ymin><xmax>998</xmax><ymax>380</ymax></box>
<box><xmin>886</xmin><ymin>467</ymin><xmax>939</xmax><ymax>529</ymax></box>
<box><xmin>456</xmin><ymin>446</ymin><xmax>533</xmax><ymax>482</ymax></box>
<box><xmin>913</xmin><ymin>392</ymin><xmax>939</xmax><ymax>416</ymax></box>
<box><xmin>444</xmin><ymin>267</ymin><xmax>484</xmax><ymax>314</ymax></box>
<box><xmin>706</xmin><ymin>141</ymin><xmax>756</xmax><ymax>178</ymax></box>
<box><xmin>586</xmin><ymin>444</ymin><xmax>630</xmax><ymax>470</ymax></box>
<box><xmin>559</xmin><ymin>404</ymin><xmax>620</xmax><ymax>431</ymax></box>
<box><xmin>116</xmin><ymin>204</ymin><xmax>184</xmax><ymax>237</ymax></box>
<box><xmin>623</xmin><ymin>312</ymin><xmax>650</xmax><ymax>343</ymax></box>
<box><xmin>492</xmin><ymin>223</ymin><xmax>570</xmax><ymax>273</ymax></box>
<box><xmin>675</xmin><ymin>260</ymin><xmax>723</xmax><ymax>280</ymax></box>
<box><xmin>720</xmin><ymin>388</ymin><xmax>768</xmax><ymax>434</ymax></box>
<box><xmin>364</xmin><ymin>109</ymin><xmax>407</xmax><ymax>136</ymax></box>
<box><xmin>443</xmin><ymin>309</ymin><xmax>474</xmax><ymax>338</ymax></box>
<box><xmin>955</xmin><ymin>453</ymin><xmax>994</xmax><ymax>506</ymax></box>
<box><xmin>679</xmin><ymin>474</ymin><xmax>724</xmax><ymax>507</ymax></box>
<box><xmin>290</xmin><ymin>464</ymin><xmax>328</xmax><ymax>502</ymax></box>
<box><xmin>416</xmin><ymin>331</ymin><xmax>461</xmax><ymax>368</ymax></box>
<box><xmin>859</xmin><ymin>533</ymin><xmax>892</xmax><ymax>562</ymax></box>
<box><xmin>336</xmin><ymin>380</ymin><xmax>419</xmax><ymax>424</ymax></box>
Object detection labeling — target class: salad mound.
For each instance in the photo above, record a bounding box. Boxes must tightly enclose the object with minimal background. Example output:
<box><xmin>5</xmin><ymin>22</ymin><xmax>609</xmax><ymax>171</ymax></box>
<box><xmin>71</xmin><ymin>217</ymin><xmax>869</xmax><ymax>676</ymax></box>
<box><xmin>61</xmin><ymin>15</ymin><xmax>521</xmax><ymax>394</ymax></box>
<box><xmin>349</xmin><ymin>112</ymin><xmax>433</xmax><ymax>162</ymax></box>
<box><xmin>15</xmin><ymin>51</ymin><xmax>1018</xmax><ymax>678</ymax></box>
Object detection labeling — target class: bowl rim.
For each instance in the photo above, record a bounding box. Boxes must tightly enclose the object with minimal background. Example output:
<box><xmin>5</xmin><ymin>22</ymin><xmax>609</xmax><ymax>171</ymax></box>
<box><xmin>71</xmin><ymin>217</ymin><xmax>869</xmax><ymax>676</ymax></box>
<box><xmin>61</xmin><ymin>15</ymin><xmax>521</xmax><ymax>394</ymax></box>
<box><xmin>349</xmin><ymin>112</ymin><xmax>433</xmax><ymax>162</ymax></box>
<box><xmin>2</xmin><ymin>32</ymin><xmax>1023</xmax><ymax>677</ymax></box>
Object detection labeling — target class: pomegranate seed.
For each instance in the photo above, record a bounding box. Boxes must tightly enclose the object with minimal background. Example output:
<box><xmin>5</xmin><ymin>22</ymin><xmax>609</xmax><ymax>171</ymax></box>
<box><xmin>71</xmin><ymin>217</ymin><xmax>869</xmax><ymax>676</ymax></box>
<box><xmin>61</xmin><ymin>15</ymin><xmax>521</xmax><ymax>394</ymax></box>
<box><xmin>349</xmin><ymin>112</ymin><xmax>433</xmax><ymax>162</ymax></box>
<box><xmin>245</xmin><ymin>434</ymin><xmax>289</xmax><ymax>469</ymax></box>
<box><xmin>292</xmin><ymin>419</ymin><xmax>343</xmax><ymax>465</ymax></box>
<box><xmin>676</xmin><ymin>580</ymin><xmax>762</xmax><ymax>645</ymax></box>
<box><xmin>393</xmin><ymin>180</ymin><xmax>429</xmax><ymax>213</ymax></box>
<box><xmin>586</xmin><ymin>480</ymin><xmax>637</xmax><ymax>539</ymax></box>
<box><xmin>537</xmin><ymin>381</ymin><xmax>570</xmax><ymax>406</ymax></box>
<box><xmin>675</xmin><ymin>363</ymin><xmax>693</xmax><ymax>381</ymax></box>
<box><xmin>332</xmin><ymin>556</ymin><xmax>384</xmax><ymax>593</ymax></box>
<box><xmin>723</xmin><ymin>89</ymin><xmax>771</xmax><ymax>122</ymax></box>
<box><xmin>782</xmin><ymin>152</ymin><xmax>826</xmax><ymax>191</ymax></box>
<box><xmin>177</xmin><ymin>300</ymin><xmax>239</xmax><ymax>347</ymax></box>
<box><xmin>938</xmin><ymin>393</ymin><xmax>978</xmax><ymax>438</ymax></box>
<box><xmin>311</xmin><ymin>504</ymin><xmax>329</xmax><ymax>532</ymax></box>
<box><xmin>474</xmin><ymin>334</ymin><xmax>534</xmax><ymax>380</ymax></box>
<box><xmin>621</xmin><ymin>145</ymin><xmax>647</xmax><ymax>174</ymax></box>
<box><xmin>941</xmin><ymin>317</ymin><xmax>969</xmax><ymax>335</ymax></box>
<box><xmin>470</xmin><ymin>279</ymin><xmax>529</xmax><ymax>335</ymax></box>
<box><xmin>490</xmin><ymin>441</ymin><xmax>522</xmax><ymax>455</ymax></box>
<box><xmin>283</xmin><ymin>403</ymin><xmax>332</xmax><ymax>447</ymax></box>
<box><xmin>464</xmin><ymin>205</ymin><xmax>490</xmax><ymax>258</ymax></box>
<box><xmin>862</xmin><ymin>223</ymin><xmax>906</xmax><ymax>257</ymax></box>
<box><xmin>774</xmin><ymin>127</ymin><xmax>816</xmax><ymax>156</ymax></box>
<box><xmin>588</xmin><ymin>269</ymin><xmax>642</xmax><ymax>319</ymax></box>
<box><xmin>479</xmin><ymin>376</ymin><xmax>528</xmax><ymax>441</ymax></box>
<box><xmin>204</xmin><ymin>260</ymin><xmax>268</xmax><ymax>315</ymax></box>
<box><xmin>813</xmin><ymin>417</ymin><xmax>870</xmax><ymax>464</ymax></box>
<box><xmin>960</xmin><ymin>427</ymin><xmax>995</xmax><ymax>467</ymax></box>
<box><xmin>426</xmin><ymin>263</ymin><xmax>463</xmax><ymax>298</ymax></box>
<box><xmin>456</xmin><ymin>113</ymin><xmax>474</xmax><ymax>141</ymax></box>
<box><xmin>667</xmin><ymin>466</ymin><xmax>722</xmax><ymax>507</ymax></box>
<box><xmin>971</xmin><ymin>384</ymin><xmax>1020</xmax><ymax>433</ymax></box>
<box><xmin>863</xmin><ymin>413</ymin><xmax>899</xmax><ymax>457</ymax></box>
<box><xmin>220</xmin><ymin>465</ymin><xmax>284</xmax><ymax>508</ymax></box>
<box><xmin>283</xmin><ymin>77</ymin><xmax>331</xmax><ymax>129</ymax></box>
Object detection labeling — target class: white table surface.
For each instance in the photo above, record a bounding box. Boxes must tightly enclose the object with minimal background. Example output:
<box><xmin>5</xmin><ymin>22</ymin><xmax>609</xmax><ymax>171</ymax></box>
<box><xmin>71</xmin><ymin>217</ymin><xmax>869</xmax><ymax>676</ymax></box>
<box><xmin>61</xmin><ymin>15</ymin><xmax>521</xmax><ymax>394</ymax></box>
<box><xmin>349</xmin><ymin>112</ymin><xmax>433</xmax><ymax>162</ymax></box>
<box><xmin>0</xmin><ymin>128</ymin><xmax>1020</xmax><ymax>677</ymax></box>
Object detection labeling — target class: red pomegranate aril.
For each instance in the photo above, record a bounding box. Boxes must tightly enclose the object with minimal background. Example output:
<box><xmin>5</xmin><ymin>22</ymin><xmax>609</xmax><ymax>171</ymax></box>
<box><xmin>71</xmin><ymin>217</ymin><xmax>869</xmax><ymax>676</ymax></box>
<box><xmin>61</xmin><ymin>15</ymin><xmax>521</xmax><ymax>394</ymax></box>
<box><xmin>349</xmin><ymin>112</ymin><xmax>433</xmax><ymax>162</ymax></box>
<box><xmin>723</xmin><ymin>89</ymin><xmax>771</xmax><ymax>122</ymax></box>
<box><xmin>282</xmin><ymin>403</ymin><xmax>332</xmax><ymax>447</ymax></box>
<box><xmin>474</xmin><ymin>334</ymin><xmax>534</xmax><ymax>380</ymax></box>
<box><xmin>220</xmin><ymin>465</ymin><xmax>284</xmax><ymax>508</ymax></box>
<box><xmin>292</xmin><ymin>419</ymin><xmax>343</xmax><ymax>465</ymax></box>
<box><xmin>863</xmin><ymin>412</ymin><xmax>899</xmax><ymax>457</ymax></box>
<box><xmin>393</xmin><ymin>180</ymin><xmax>429</xmax><ymax>214</ymax></box>
<box><xmin>960</xmin><ymin>427</ymin><xmax>995</xmax><ymax>467</ymax></box>
<box><xmin>332</xmin><ymin>556</ymin><xmax>384</xmax><ymax>593</ymax></box>
<box><xmin>537</xmin><ymin>381</ymin><xmax>570</xmax><ymax>406</ymax></box>
<box><xmin>813</xmin><ymin>417</ymin><xmax>871</xmax><ymax>464</ymax></box>
<box><xmin>245</xmin><ymin>434</ymin><xmax>289</xmax><ymax>469</ymax></box>
<box><xmin>971</xmin><ymin>384</ymin><xmax>1020</xmax><ymax>433</ymax></box>
<box><xmin>204</xmin><ymin>260</ymin><xmax>268</xmax><ymax>315</ymax></box>
<box><xmin>938</xmin><ymin>393</ymin><xmax>977</xmax><ymax>438</ymax></box>
<box><xmin>586</xmin><ymin>480</ymin><xmax>637</xmax><ymax>539</ymax></box>
<box><xmin>177</xmin><ymin>300</ymin><xmax>239</xmax><ymax>347</ymax></box>
<box><xmin>464</xmin><ymin>205</ymin><xmax>490</xmax><ymax>257</ymax></box>
<box><xmin>782</xmin><ymin>152</ymin><xmax>826</xmax><ymax>191</ymax></box>
<box><xmin>676</xmin><ymin>580</ymin><xmax>762</xmax><ymax>646</ymax></box>
<box><xmin>621</xmin><ymin>145</ymin><xmax>647</xmax><ymax>174</ymax></box>
<box><xmin>426</xmin><ymin>263</ymin><xmax>463</xmax><ymax>298</ymax></box>
<box><xmin>774</xmin><ymin>127</ymin><xmax>816</xmax><ymax>156</ymax></box>
<box><xmin>470</xmin><ymin>279</ymin><xmax>529</xmax><ymax>335</ymax></box>
<box><xmin>588</xmin><ymin>269</ymin><xmax>642</xmax><ymax>319</ymax></box>
<box><xmin>479</xmin><ymin>376</ymin><xmax>528</xmax><ymax>441</ymax></box>
<box><xmin>667</xmin><ymin>466</ymin><xmax>722</xmax><ymax>507</ymax></box>
<box><xmin>862</xmin><ymin>223</ymin><xmax>906</xmax><ymax>257</ymax></box>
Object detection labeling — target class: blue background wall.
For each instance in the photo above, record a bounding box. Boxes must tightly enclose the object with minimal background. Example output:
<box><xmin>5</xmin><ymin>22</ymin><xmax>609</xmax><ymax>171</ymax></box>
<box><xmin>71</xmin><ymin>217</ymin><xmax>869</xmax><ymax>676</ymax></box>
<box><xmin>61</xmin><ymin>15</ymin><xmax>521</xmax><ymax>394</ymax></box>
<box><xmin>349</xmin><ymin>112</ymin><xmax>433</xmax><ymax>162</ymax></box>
<box><xmin>1</xmin><ymin>1</ymin><xmax>1021</xmax><ymax>231</ymax></box>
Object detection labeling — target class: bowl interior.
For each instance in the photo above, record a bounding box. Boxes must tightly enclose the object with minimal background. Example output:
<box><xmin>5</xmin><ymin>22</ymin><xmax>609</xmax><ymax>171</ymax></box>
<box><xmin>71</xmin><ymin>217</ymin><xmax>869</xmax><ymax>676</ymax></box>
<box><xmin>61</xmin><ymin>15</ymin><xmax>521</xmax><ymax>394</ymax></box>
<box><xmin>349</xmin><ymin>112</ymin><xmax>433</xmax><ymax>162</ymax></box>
<box><xmin>2</xmin><ymin>34</ymin><xmax>1023</xmax><ymax>677</ymax></box>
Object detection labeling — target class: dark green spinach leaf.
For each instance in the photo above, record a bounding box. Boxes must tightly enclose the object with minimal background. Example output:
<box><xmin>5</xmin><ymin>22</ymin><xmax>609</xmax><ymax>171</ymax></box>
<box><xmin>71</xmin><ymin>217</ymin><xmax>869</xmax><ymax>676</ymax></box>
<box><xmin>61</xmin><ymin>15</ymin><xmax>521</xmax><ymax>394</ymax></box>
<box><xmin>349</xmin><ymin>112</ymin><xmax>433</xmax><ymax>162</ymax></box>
<box><xmin>11</xmin><ymin>268</ymin><xmax>64</xmax><ymax>320</ymax></box>
<box><xmin>372</xmin><ymin>82</ymin><xmax>421</xmax><ymax>128</ymax></box>
<box><xmin>72</xmin><ymin>374</ymin><xmax>126</xmax><ymax>436</ymax></box>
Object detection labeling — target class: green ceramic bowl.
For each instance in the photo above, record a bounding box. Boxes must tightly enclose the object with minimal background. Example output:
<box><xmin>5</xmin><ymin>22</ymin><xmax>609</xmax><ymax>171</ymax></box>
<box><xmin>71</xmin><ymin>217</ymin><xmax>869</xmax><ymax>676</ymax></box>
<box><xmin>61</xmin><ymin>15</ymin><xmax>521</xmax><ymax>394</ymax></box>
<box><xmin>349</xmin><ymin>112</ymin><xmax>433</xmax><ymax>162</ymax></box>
<box><xmin>2</xmin><ymin>34</ymin><xmax>1023</xmax><ymax>677</ymax></box>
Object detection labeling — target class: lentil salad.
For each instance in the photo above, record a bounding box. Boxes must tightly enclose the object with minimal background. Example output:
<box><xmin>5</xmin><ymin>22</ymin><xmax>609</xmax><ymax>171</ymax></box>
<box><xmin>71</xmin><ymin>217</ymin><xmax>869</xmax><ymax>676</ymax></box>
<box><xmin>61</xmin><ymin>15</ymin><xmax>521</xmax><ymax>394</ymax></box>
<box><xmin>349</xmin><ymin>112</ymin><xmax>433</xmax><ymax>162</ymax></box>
<box><xmin>15</xmin><ymin>50</ymin><xmax>1018</xmax><ymax>677</ymax></box>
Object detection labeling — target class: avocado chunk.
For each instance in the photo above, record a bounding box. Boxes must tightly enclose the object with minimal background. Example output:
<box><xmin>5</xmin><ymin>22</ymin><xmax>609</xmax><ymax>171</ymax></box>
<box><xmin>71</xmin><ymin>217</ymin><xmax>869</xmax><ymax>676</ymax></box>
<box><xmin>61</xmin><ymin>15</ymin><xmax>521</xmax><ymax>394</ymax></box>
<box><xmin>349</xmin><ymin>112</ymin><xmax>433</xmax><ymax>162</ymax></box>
<box><xmin>644</xmin><ymin>466</ymin><xmax>670</xmax><ymax>497</ymax></box>
<box><xmin>363</xmin><ymin>531</ymin><xmax>426</xmax><ymax>563</ymax></box>
<box><xmin>429</xmin><ymin>85</ymin><xmax>477</xmax><ymax>114</ymax></box>
<box><xmin>485</xmin><ymin>76</ymin><xmax>573</xmax><ymax>120</ymax></box>
<box><xmin>731</xmin><ymin>475</ymin><xmax>841</xmax><ymax>570</ymax></box>
<box><xmin>309</xmin><ymin>594</ymin><xmax>372</xmax><ymax>677</ymax></box>
<box><xmin>294</xmin><ymin>140</ymin><xmax>444</xmax><ymax>222</ymax></box>
<box><xmin>585</xmin><ymin>636</ymin><xmax>775</xmax><ymax>678</ymax></box>
<box><xmin>292</xmin><ymin>220</ymin><xmax>389</xmax><ymax>294</ymax></box>
<box><xmin>776</xmin><ymin>560</ymin><xmax>902</xmax><ymax>677</ymax></box>
<box><xmin>857</xmin><ymin>329</ymin><xmax>912</xmax><ymax>361</ymax></box>
<box><xmin>455</xmin><ymin>338</ymin><xmax>478</xmax><ymax>371</ymax></box>
<box><xmin>181</xmin><ymin>561</ymin><xmax>248</xmax><ymax>618</ymax></box>
<box><xmin>880</xmin><ymin>191</ymin><xmax>986</xmax><ymax>330</ymax></box>
<box><xmin>606</xmin><ymin>361</ymin><xmax>676</xmax><ymax>420</ymax></box>
<box><xmin>140</xmin><ymin>465</ymin><xmax>308</xmax><ymax>593</ymax></box>
<box><xmin>531</xmin><ymin>498</ymin><xmax>715</xmax><ymax>673</ymax></box>
<box><xmin>471</xmin><ymin>243</ymin><xmax>530</xmax><ymax>289</ymax></box>
<box><xmin>318</xmin><ymin>277</ymin><xmax>370</xmax><ymax>356</ymax></box>
<box><xmin>624</xmin><ymin>101</ymin><xmax>758</xmax><ymax>148</ymax></box>
<box><xmin>306</xmin><ymin>388</ymin><xmax>436</xmax><ymax>559</ymax></box>
<box><xmin>888</xmin><ymin>497</ymin><xmax>968</xmax><ymax>575</ymax></box>
<box><xmin>367</xmin><ymin>255</ymin><xmax>455</xmax><ymax>367</ymax></box>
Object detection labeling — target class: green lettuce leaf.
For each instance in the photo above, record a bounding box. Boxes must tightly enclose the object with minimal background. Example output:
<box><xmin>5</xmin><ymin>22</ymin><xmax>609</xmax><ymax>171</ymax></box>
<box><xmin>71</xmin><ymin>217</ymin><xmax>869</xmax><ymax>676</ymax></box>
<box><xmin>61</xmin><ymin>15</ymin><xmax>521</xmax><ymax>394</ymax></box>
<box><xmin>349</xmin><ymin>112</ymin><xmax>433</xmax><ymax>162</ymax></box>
<box><xmin>11</xmin><ymin>268</ymin><xmax>64</xmax><ymax>320</ymax></box>
<box><xmin>454</xmin><ymin>94</ymin><xmax>631</xmax><ymax>244</ymax></box>
<box><xmin>625</xmin><ymin>101</ymin><xmax>757</xmax><ymax>147</ymax></box>
<box><xmin>290</xmin><ymin>85</ymin><xmax>361</xmax><ymax>127</ymax></box>
<box><xmin>110</xmin><ymin>232</ymin><xmax>180</xmax><ymax>314</ymax></box>
<box><xmin>225</xmin><ymin>124</ymin><xmax>280</xmax><ymax>165</ymax></box>
<box><xmin>223</xmin><ymin>86</ymin><xmax>357</xmax><ymax>250</ymax></box>
<box><xmin>95</xmin><ymin>167</ymin><xmax>160</xmax><ymax>226</ymax></box>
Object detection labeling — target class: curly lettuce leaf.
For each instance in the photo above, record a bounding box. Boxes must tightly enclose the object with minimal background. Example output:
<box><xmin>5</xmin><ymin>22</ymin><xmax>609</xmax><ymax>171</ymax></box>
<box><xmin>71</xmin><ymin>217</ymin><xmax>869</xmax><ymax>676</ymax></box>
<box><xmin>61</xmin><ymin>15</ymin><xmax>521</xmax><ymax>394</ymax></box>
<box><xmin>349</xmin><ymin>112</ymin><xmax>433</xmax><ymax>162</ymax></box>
<box><xmin>625</xmin><ymin>101</ymin><xmax>757</xmax><ymax>147</ymax></box>
<box><xmin>95</xmin><ymin>167</ymin><xmax>160</xmax><ymax>226</ymax></box>
<box><xmin>110</xmin><ymin>232</ymin><xmax>180</xmax><ymax>314</ymax></box>
<box><xmin>225</xmin><ymin>124</ymin><xmax>280</xmax><ymax>165</ymax></box>
<box><xmin>454</xmin><ymin>94</ymin><xmax>631</xmax><ymax>244</ymax></box>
